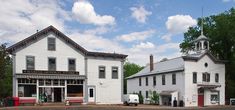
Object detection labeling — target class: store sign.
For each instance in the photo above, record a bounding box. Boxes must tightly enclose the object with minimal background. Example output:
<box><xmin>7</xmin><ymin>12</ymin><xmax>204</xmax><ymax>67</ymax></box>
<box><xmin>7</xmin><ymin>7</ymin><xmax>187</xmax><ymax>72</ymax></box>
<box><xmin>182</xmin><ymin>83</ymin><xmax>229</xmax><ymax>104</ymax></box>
<box><xmin>22</xmin><ymin>70</ymin><xmax>79</xmax><ymax>75</ymax></box>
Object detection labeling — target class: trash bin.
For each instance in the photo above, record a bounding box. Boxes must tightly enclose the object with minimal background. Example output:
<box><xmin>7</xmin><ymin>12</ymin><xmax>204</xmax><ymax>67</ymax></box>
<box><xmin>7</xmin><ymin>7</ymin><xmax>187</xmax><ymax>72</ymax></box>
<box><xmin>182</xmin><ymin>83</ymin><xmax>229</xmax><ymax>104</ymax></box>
<box><xmin>7</xmin><ymin>97</ymin><xmax>14</xmax><ymax>107</ymax></box>
<box><xmin>179</xmin><ymin>100</ymin><xmax>184</xmax><ymax>107</ymax></box>
<box><xmin>173</xmin><ymin>100</ymin><xmax>177</xmax><ymax>107</ymax></box>
<box><xmin>13</xmin><ymin>97</ymin><xmax>19</xmax><ymax>106</ymax></box>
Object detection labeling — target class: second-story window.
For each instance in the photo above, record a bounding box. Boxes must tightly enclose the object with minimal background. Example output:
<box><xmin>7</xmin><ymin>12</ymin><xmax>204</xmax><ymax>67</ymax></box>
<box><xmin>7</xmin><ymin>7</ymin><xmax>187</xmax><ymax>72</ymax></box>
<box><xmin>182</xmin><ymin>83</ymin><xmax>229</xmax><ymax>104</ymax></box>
<box><xmin>99</xmin><ymin>66</ymin><xmax>105</xmax><ymax>79</ymax></box>
<box><xmin>162</xmin><ymin>74</ymin><xmax>165</xmax><ymax>85</ymax></box>
<box><xmin>202</xmin><ymin>72</ymin><xmax>210</xmax><ymax>82</ymax></box>
<box><xmin>193</xmin><ymin>72</ymin><xmax>197</xmax><ymax>83</ymax></box>
<box><xmin>139</xmin><ymin>77</ymin><xmax>142</xmax><ymax>86</ymax></box>
<box><xmin>112</xmin><ymin>67</ymin><xmax>118</xmax><ymax>79</ymax></box>
<box><xmin>68</xmin><ymin>59</ymin><xmax>76</xmax><ymax>71</ymax></box>
<box><xmin>48</xmin><ymin>37</ymin><xmax>56</xmax><ymax>51</ymax></box>
<box><xmin>172</xmin><ymin>74</ymin><xmax>176</xmax><ymax>85</ymax></box>
<box><xmin>26</xmin><ymin>56</ymin><xmax>35</xmax><ymax>70</ymax></box>
<box><xmin>48</xmin><ymin>58</ymin><xmax>56</xmax><ymax>71</ymax></box>
<box><xmin>145</xmin><ymin>77</ymin><xmax>148</xmax><ymax>86</ymax></box>
<box><xmin>215</xmin><ymin>73</ymin><xmax>219</xmax><ymax>83</ymax></box>
<box><xmin>153</xmin><ymin>76</ymin><xmax>156</xmax><ymax>86</ymax></box>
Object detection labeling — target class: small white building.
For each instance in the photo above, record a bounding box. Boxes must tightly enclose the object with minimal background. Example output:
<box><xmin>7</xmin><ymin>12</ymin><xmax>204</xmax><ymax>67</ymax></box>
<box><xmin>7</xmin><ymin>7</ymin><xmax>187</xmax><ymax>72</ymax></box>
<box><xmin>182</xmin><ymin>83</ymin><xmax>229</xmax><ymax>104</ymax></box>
<box><xmin>7</xmin><ymin>26</ymin><xmax>127</xmax><ymax>104</ymax></box>
<box><xmin>126</xmin><ymin>32</ymin><xmax>226</xmax><ymax>107</ymax></box>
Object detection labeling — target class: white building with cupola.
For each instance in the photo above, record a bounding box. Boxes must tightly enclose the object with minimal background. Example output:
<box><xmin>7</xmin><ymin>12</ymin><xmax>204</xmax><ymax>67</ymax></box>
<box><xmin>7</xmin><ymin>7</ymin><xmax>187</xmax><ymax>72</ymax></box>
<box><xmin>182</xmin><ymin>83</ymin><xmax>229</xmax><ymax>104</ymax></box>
<box><xmin>126</xmin><ymin>26</ymin><xmax>226</xmax><ymax>107</ymax></box>
<box><xmin>7</xmin><ymin>26</ymin><xmax>127</xmax><ymax>104</ymax></box>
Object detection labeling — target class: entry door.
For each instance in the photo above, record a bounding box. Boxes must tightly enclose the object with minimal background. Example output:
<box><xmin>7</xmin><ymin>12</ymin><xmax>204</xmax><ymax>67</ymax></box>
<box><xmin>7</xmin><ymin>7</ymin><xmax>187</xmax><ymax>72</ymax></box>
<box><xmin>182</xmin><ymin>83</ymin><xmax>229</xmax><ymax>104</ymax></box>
<box><xmin>198</xmin><ymin>95</ymin><xmax>204</xmax><ymax>106</ymax></box>
<box><xmin>88</xmin><ymin>87</ymin><xmax>95</xmax><ymax>102</ymax></box>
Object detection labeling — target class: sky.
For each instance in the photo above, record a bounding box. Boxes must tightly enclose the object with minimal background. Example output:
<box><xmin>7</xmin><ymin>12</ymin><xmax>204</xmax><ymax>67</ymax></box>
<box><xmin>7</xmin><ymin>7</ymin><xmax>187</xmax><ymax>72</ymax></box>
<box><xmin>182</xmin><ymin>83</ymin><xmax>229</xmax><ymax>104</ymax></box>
<box><xmin>0</xmin><ymin>0</ymin><xmax>234</xmax><ymax>66</ymax></box>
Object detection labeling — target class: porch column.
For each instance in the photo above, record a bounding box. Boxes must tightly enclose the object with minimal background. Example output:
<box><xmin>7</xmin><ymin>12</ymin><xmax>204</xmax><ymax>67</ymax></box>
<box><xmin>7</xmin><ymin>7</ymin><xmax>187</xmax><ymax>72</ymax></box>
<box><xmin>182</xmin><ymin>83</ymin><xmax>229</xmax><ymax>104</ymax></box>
<box><xmin>36</xmin><ymin>79</ymin><xmax>39</xmax><ymax>103</ymax></box>
<box><xmin>15</xmin><ymin>78</ymin><xmax>18</xmax><ymax>97</ymax></box>
<box><xmin>65</xmin><ymin>80</ymin><xmax>67</xmax><ymax>100</ymax></box>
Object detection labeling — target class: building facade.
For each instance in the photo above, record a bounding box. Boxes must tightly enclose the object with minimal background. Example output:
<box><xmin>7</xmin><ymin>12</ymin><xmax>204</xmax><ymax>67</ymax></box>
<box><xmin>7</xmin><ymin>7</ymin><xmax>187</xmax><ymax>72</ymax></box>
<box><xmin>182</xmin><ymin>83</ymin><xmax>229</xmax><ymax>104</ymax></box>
<box><xmin>127</xmin><ymin>32</ymin><xmax>226</xmax><ymax>107</ymax></box>
<box><xmin>7</xmin><ymin>26</ymin><xmax>127</xmax><ymax>104</ymax></box>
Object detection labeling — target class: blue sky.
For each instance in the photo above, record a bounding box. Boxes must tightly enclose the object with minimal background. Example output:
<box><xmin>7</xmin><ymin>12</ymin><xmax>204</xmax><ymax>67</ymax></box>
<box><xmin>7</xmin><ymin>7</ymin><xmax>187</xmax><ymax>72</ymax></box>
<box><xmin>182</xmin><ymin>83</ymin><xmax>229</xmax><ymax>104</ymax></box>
<box><xmin>0</xmin><ymin>0</ymin><xmax>234</xmax><ymax>65</ymax></box>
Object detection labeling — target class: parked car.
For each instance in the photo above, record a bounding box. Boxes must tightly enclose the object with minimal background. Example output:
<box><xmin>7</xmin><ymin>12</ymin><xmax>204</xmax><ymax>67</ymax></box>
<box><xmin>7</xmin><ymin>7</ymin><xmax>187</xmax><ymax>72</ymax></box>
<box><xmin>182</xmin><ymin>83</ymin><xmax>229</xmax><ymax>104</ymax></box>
<box><xmin>123</xmin><ymin>94</ymin><xmax>139</xmax><ymax>106</ymax></box>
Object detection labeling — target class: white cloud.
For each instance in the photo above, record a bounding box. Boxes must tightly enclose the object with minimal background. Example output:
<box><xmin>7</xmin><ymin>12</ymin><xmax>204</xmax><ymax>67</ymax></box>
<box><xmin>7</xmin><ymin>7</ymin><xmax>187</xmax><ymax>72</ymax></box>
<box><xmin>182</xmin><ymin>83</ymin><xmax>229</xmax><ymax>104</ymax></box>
<box><xmin>161</xmin><ymin>15</ymin><xmax>196</xmax><ymax>42</ymax></box>
<box><xmin>116</xmin><ymin>30</ymin><xmax>155</xmax><ymax>42</ymax></box>
<box><xmin>130</xmin><ymin>6</ymin><xmax>152</xmax><ymax>23</ymax></box>
<box><xmin>0</xmin><ymin>0</ymin><xmax>69</xmax><ymax>43</ymax></box>
<box><xmin>72</xmin><ymin>0</ymin><xmax>115</xmax><ymax>26</ymax></box>
<box><xmin>131</xmin><ymin>42</ymin><xmax>155</xmax><ymax>52</ymax></box>
<box><xmin>166</xmin><ymin>15</ymin><xmax>197</xmax><ymax>34</ymax></box>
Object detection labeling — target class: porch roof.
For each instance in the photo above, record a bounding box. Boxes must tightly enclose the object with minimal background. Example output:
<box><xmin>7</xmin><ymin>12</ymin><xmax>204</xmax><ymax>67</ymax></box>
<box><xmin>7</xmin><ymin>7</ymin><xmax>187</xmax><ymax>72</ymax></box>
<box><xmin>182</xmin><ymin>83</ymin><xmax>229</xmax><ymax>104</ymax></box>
<box><xmin>197</xmin><ymin>83</ymin><xmax>221</xmax><ymax>89</ymax></box>
<box><xmin>15</xmin><ymin>73</ymin><xmax>86</xmax><ymax>80</ymax></box>
<box><xmin>159</xmin><ymin>91</ymin><xmax>176</xmax><ymax>95</ymax></box>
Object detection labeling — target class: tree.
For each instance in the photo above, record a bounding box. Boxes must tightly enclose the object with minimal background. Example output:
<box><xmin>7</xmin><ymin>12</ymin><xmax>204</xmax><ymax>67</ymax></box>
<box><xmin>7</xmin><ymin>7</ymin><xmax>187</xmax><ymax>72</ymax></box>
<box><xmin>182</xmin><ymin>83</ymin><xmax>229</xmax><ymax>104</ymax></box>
<box><xmin>0</xmin><ymin>43</ymin><xmax>12</xmax><ymax>98</ymax></box>
<box><xmin>124</xmin><ymin>62</ymin><xmax>144</xmax><ymax>94</ymax></box>
<box><xmin>180</xmin><ymin>8</ymin><xmax>235</xmax><ymax>100</ymax></box>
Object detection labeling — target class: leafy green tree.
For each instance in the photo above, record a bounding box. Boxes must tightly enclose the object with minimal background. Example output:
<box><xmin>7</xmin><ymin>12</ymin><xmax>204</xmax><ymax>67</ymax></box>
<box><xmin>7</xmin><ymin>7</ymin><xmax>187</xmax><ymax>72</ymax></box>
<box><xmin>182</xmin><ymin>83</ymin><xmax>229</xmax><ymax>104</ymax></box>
<box><xmin>180</xmin><ymin>8</ymin><xmax>235</xmax><ymax>99</ymax></box>
<box><xmin>124</xmin><ymin>62</ymin><xmax>144</xmax><ymax>94</ymax></box>
<box><xmin>149</xmin><ymin>90</ymin><xmax>159</xmax><ymax>105</ymax></box>
<box><xmin>0</xmin><ymin>43</ymin><xmax>12</xmax><ymax>98</ymax></box>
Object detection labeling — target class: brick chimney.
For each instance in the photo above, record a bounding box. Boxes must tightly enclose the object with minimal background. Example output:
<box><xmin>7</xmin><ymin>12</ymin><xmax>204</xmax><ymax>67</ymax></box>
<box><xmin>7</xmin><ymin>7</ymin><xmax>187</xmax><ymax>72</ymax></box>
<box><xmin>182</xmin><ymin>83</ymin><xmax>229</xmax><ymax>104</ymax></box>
<box><xmin>150</xmin><ymin>54</ymin><xmax>154</xmax><ymax>71</ymax></box>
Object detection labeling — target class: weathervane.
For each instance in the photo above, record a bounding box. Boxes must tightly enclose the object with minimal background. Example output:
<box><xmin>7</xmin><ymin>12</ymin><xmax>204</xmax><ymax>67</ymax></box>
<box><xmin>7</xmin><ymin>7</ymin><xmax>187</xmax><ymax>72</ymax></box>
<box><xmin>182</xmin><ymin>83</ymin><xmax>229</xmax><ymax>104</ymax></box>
<box><xmin>201</xmin><ymin>7</ymin><xmax>204</xmax><ymax>35</ymax></box>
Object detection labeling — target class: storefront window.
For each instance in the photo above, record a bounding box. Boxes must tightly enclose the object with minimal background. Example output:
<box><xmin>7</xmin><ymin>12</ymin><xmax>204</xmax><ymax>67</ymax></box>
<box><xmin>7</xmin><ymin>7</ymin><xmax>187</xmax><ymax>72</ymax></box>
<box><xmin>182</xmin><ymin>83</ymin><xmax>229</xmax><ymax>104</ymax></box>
<box><xmin>18</xmin><ymin>85</ymin><xmax>36</xmax><ymax>97</ymax></box>
<box><xmin>67</xmin><ymin>85</ymin><xmax>83</xmax><ymax>97</ymax></box>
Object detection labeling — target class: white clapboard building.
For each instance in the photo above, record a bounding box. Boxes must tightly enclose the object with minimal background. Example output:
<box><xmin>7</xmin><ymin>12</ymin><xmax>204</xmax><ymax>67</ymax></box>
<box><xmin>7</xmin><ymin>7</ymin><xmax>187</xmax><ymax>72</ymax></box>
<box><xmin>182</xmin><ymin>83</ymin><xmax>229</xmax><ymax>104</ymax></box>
<box><xmin>7</xmin><ymin>26</ymin><xmax>127</xmax><ymax>104</ymax></box>
<box><xmin>127</xmin><ymin>31</ymin><xmax>226</xmax><ymax>107</ymax></box>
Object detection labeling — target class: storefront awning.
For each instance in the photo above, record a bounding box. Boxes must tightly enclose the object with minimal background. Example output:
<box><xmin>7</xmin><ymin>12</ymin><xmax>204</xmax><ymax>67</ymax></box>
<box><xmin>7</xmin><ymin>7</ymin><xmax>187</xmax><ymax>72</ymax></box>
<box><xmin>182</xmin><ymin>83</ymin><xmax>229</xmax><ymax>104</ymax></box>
<box><xmin>15</xmin><ymin>73</ymin><xmax>86</xmax><ymax>80</ymax></box>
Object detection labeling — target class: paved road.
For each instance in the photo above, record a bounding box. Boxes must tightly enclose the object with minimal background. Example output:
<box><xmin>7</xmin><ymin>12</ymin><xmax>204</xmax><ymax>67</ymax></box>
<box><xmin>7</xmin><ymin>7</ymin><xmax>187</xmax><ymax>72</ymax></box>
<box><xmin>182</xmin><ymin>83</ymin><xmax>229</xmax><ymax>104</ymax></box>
<box><xmin>1</xmin><ymin>105</ymin><xmax>235</xmax><ymax>110</ymax></box>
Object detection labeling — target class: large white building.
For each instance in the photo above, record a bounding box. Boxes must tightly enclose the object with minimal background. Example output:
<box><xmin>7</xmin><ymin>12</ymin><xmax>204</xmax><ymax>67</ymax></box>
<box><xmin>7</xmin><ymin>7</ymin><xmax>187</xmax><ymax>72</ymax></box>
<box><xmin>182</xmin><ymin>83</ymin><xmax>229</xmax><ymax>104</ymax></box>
<box><xmin>7</xmin><ymin>26</ymin><xmax>127</xmax><ymax>104</ymax></box>
<box><xmin>127</xmin><ymin>31</ymin><xmax>226</xmax><ymax>107</ymax></box>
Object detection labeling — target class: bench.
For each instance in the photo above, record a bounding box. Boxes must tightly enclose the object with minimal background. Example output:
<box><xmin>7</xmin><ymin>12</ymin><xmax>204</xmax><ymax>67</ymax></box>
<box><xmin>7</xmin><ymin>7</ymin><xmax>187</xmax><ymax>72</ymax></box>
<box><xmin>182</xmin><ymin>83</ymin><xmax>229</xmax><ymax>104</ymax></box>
<box><xmin>19</xmin><ymin>98</ymin><xmax>36</xmax><ymax>105</ymax></box>
<box><xmin>65</xmin><ymin>97</ymin><xmax>83</xmax><ymax>105</ymax></box>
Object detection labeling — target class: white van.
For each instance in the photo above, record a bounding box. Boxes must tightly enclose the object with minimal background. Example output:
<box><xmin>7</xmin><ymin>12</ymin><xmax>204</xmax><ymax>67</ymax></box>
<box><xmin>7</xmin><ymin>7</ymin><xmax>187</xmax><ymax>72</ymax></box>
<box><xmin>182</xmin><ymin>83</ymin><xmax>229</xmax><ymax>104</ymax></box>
<box><xmin>123</xmin><ymin>94</ymin><xmax>139</xmax><ymax>106</ymax></box>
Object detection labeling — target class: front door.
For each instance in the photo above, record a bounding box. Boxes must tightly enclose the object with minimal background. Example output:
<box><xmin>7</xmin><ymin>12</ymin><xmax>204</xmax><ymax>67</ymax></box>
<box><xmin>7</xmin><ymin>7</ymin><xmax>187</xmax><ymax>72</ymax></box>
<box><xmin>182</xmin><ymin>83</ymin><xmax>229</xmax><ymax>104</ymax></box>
<box><xmin>54</xmin><ymin>88</ymin><xmax>62</xmax><ymax>102</ymax></box>
<box><xmin>198</xmin><ymin>95</ymin><xmax>204</xmax><ymax>106</ymax></box>
<box><xmin>198</xmin><ymin>88</ymin><xmax>204</xmax><ymax>106</ymax></box>
<box><xmin>88</xmin><ymin>87</ymin><xmax>95</xmax><ymax>102</ymax></box>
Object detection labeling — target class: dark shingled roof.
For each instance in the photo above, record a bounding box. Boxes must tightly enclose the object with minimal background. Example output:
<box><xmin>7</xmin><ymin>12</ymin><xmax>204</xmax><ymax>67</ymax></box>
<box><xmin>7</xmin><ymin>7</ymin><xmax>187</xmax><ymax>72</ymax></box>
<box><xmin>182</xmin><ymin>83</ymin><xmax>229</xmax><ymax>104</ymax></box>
<box><xmin>7</xmin><ymin>25</ymin><xmax>127</xmax><ymax>59</ymax></box>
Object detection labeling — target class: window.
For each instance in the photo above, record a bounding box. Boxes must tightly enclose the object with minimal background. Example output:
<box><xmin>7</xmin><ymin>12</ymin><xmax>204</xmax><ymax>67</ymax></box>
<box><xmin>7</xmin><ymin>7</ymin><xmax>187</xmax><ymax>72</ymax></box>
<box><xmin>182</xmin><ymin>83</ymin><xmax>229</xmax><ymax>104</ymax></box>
<box><xmin>162</xmin><ymin>75</ymin><xmax>165</xmax><ymax>85</ymax></box>
<box><xmin>145</xmin><ymin>77</ymin><xmax>148</xmax><ymax>86</ymax></box>
<box><xmin>146</xmin><ymin>91</ymin><xmax>148</xmax><ymax>98</ymax></box>
<box><xmin>48</xmin><ymin>37</ymin><xmax>56</xmax><ymax>50</ymax></box>
<box><xmin>112</xmin><ymin>67</ymin><xmax>118</xmax><ymax>79</ymax></box>
<box><xmin>172</xmin><ymin>74</ymin><xmax>176</xmax><ymax>85</ymax></box>
<box><xmin>48</xmin><ymin>58</ymin><xmax>56</xmax><ymax>71</ymax></box>
<box><xmin>68</xmin><ymin>59</ymin><xmax>76</xmax><ymax>71</ymax></box>
<box><xmin>211</xmin><ymin>94</ymin><xmax>218</xmax><ymax>103</ymax></box>
<box><xmin>26</xmin><ymin>56</ymin><xmax>35</xmax><ymax>70</ymax></box>
<box><xmin>203</xmin><ymin>72</ymin><xmax>210</xmax><ymax>82</ymax></box>
<box><xmin>215</xmin><ymin>73</ymin><xmax>219</xmax><ymax>83</ymax></box>
<box><xmin>139</xmin><ymin>77</ymin><xmax>142</xmax><ymax>86</ymax></box>
<box><xmin>193</xmin><ymin>72</ymin><xmax>197</xmax><ymax>83</ymax></box>
<box><xmin>99</xmin><ymin>66</ymin><xmax>105</xmax><ymax>78</ymax></box>
<box><xmin>153</xmin><ymin>76</ymin><xmax>156</xmax><ymax>86</ymax></box>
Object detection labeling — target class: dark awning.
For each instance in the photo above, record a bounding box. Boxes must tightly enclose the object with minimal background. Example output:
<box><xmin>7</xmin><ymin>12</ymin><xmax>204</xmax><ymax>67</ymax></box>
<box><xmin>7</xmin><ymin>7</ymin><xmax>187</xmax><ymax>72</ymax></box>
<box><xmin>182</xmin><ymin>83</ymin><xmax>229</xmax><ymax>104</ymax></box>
<box><xmin>15</xmin><ymin>73</ymin><xmax>86</xmax><ymax>80</ymax></box>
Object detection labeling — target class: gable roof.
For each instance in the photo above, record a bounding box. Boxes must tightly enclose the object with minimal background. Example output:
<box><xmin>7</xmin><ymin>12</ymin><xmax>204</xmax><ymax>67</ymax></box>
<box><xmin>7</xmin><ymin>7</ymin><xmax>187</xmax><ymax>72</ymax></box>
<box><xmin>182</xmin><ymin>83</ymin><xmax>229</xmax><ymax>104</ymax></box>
<box><xmin>7</xmin><ymin>25</ymin><xmax>127</xmax><ymax>59</ymax></box>
<box><xmin>127</xmin><ymin>57</ymin><xmax>185</xmax><ymax>79</ymax></box>
<box><xmin>127</xmin><ymin>51</ymin><xmax>226</xmax><ymax>79</ymax></box>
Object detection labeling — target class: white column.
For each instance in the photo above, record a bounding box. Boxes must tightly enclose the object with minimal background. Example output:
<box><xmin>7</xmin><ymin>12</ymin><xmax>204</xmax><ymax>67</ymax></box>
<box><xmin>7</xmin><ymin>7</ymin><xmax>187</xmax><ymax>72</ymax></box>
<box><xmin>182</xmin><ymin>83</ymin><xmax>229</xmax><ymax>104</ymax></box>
<box><xmin>201</xmin><ymin>41</ymin><xmax>204</xmax><ymax>50</ymax></box>
<box><xmin>16</xmin><ymin>78</ymin><xmax>18</xmax><ymax>97</ymax></box>
<box><xmin>36</xmin><ymin>79</ymin><xmax>39</xmax><ymax>103</ymax></box>
<box><xmin>52</xmin><ymin>88</ymin><xmax>54</xmax><ymax>102</ymax></box>
<box><xmin>65</xmin><ymin>80</ymin><xmax>67</xmax><ymax>100</ymax></box>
